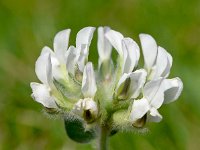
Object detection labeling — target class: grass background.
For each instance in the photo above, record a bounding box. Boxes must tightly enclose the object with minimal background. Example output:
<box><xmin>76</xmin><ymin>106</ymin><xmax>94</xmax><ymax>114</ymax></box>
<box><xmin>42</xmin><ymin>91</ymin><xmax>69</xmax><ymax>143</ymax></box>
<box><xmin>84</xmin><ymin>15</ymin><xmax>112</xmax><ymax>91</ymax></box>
<box><xmin>0</xmin><ymin>0</ymin><xmax>200</xmax><ymax>149</ymax></box>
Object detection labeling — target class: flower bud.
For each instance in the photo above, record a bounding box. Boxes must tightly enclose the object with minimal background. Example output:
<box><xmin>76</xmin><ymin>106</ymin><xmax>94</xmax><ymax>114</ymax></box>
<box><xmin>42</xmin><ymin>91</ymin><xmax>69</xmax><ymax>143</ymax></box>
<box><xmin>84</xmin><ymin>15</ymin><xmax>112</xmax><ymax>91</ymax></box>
<box><xmin>73</xmin><ymin>98</ymin><xmax>98</xmax><ymax>123</ymax></box>
<box><xmin>115</xmin><ymin>74</ymin><xmax>131</xmax><ymax>100</ymax></box>
<box><xmin>132</xmin><ymin>114</ymin><xmax>147</xmax><ymax>128</ymax></box>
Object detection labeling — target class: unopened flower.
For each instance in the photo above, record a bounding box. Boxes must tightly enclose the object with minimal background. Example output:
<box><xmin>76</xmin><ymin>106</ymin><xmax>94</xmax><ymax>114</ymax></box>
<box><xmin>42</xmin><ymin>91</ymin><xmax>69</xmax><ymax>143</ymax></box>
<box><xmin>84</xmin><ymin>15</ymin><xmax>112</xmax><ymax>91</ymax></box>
<box><xmin>30</xmin><ymin>26</ymin><xmax>183</xmax><ymax>136</ymax></box>
<box><xmin>73</xmin><ymin>62</ymin><xmax>98</xmax><ymax>123</ymax></box>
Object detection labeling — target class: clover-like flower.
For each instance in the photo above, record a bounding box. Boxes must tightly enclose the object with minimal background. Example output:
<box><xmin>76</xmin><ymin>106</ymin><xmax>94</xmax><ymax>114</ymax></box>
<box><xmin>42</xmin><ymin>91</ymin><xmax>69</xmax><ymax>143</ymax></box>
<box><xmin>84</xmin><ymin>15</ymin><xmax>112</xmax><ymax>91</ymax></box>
<box><xmin>30</xmin><ymin>26</ymin><xmax>183</xmax><ymax>148</ymax></box>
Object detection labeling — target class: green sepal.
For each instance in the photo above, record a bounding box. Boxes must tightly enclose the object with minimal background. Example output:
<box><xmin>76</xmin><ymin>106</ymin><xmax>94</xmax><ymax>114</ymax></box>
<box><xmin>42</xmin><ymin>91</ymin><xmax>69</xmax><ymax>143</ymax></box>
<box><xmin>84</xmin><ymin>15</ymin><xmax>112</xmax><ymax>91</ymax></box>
<box><xmin>64</xmin><ymin>117</ymin><xmax>96</xmax><ymax>143</ymax></box>
<box><xmin>53</xmin><ymin>79</ymin><xmax>82</xmax><ymax>101</ymax></box>
<box><xmin>99</xmin><ymin>59</ymin><xmax>114</xmax><ymax>81</ymax></box>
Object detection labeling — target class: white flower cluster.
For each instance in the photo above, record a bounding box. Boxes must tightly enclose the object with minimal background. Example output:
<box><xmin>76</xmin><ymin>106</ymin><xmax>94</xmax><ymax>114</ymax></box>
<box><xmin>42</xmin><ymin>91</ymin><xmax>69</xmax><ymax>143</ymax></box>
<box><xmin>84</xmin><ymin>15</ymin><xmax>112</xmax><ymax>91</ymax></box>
<box><xmin>30</xmin><ymin>27</ymin><xmax>183</xmax><ymax>128</ymax></box>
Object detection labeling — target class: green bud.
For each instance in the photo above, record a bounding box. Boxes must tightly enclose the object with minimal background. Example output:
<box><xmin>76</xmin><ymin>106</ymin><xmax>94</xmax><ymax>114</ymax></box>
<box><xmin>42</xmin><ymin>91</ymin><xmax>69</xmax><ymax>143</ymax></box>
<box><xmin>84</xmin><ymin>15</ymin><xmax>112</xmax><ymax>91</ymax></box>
<box><xmin>64</xmin><ymin>116</ymin><xmax>96</xmax><ymax>143</ymax></box>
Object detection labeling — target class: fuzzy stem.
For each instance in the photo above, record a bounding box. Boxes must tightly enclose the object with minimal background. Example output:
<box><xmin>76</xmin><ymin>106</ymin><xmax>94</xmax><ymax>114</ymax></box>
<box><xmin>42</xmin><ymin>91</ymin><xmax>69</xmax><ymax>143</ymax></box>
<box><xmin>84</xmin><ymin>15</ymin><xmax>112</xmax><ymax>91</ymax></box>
<box><xmin>98</xmin><ymin>125</ymin><xmax>109</xmax><ymax>150</ymax></box>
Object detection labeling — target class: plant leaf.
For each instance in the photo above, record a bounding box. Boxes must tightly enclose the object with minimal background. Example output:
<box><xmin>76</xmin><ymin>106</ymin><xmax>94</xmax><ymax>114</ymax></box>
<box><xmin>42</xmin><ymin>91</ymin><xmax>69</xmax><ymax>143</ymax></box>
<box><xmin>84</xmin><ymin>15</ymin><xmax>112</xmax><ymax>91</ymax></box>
<box><xmin>64</xmin><ymin>117</ymin><xmax>96</xmax><ymax>143</ymax></box>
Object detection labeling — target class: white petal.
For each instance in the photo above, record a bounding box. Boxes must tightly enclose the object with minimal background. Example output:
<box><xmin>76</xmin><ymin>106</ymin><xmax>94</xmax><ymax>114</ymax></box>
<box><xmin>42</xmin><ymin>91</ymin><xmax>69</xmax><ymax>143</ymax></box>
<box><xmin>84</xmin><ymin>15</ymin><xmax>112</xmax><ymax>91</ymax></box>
<box><xmin>40</xmin><ymin>46</ymin><xmax>63</xmax><ymax>81</ymax></box>
<box><xmin>115</xmin><ymin>73</ymin><xmax>130</xmax><ymax>96</ymax></box>
<box><xmin>129</xmin><ymin>69</ymin><xmax>147</xmax><ymax>98</ymax></box>
<box><xmin>30</xmin><ymin>82</ymin><xmax>57</xmax><ymax>108</ymax></box>
<box><xmin>97</xmin><ymin>27</ymin><xmax>112</xmax><ymax>63</ymax></box>
<box><xmin>54</xmin><ymin>29</ymin><xmax>71</xmax><ymax>63</ymax></box>
<box><xmin>72</xmin><ymin>27</ymin><xmax>95</xmax><ymax>72</ymax></box>
<box><xmin>139</xmin><ymin>34</ymin><xmax>158</xmax><ymax>72</ymax></box>
<box><xmin>152</xmin><ymin>46</ymin><xmax>169</xmax><ymax>79</ymax></box>
<box><xmin>41</xmin><ymin>46</ymin><xmax>54</xmax><ymax>55</ymax></box>
<box><xmin>66</xmin><ymin>46</ymin><xmax>79</xmax><ymax>75</ymax></box>
<box><xmin>82</xmin><ymin>62</ymin><xmax>97</xmax><ymax>98</ymax></box>
<box><xmin>135</xmin><ymin>41</ymin><xmax>140</xmax><ymax>67</ymax></box>
<box><xmin>163</xmin><ymin>77</ymin><xmax>183</xmax><ymax>104</ymax></box>
<box><xmin>122</xmin><ymin>44</ymin><xmax>128</xmax><ymax>73</ymax></box>
<box><xmin>122</xmin><ymin>38</ymin><xmax>140</xmax><ymax>73</ymax></box>
<box><xmin>51</xmin><ymin>55</ymin><xmax>63</xmax><ymax>80</ymax></box>
<box><xmin>35</xmin><ymin>50</ymin><xmax>52</xmax><ymax>85</ymax></box>
<box><xmin>77</xmin><ymin>44</ymin><xmax>88</xmax><ymax>72</ymax></box>
<box><xmin>144</xmin><ymin>78</ymin><xmax>165</xmax><ymax>109</ymax></box>
<box><xmin>73</xmin><ymin>98</ymin><xmax>98</xmax><ymax>117</ymax></box>
<box><xmin>73</xmin><ymin>99</ymin><xmax>84</xmax><ymax>116</ymax></box>
<box><xmin>76</xmin><ymin>27</ymin><xmax>95</xmax><ymax>47</ymax></box>
<box><xmin>162</xmin><ymin>50</ymin><xmax>173</xmax><ymax>78</ymax></box>
<box><xmin>82</xmin><ymin>98</ymin><xmax>98</xmax><ymax>114</ymax></box>
<box><xmin>105</xmin><ymin>29</ymin><xmax>124</xmax><ymax>56</ymax></box>
<box><xmin>46</xmin><ymin>53</ymin><xmax>53</xmax><ymax>86</ymax></box>
<box><xmin>167</xmin><ymin>52</ymin><xmax>173</xmax><ymax>68</ymax></box>
<box><xmin>40</xmin><ymin>49</ymin><xmax>53</xmax><ymax>85</ymax></box>
<box><xmin>147</xmin><ymin>108</ymin><xmax>162</xmax><ymax>122</ymax></box>
<box><xmin>130</xmin><ymin>98</ymin><xmax>150</xmax><ymax>122</ymax></box>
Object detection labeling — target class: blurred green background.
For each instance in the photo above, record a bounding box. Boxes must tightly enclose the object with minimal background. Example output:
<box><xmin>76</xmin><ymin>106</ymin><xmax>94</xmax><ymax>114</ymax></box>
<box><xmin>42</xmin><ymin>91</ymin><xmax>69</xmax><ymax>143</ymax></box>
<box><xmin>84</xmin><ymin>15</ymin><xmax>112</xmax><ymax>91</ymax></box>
<box><xmin>0</xmin><ymin>0</ymin><xmax>200</xmax><ymax>149</ymax></box>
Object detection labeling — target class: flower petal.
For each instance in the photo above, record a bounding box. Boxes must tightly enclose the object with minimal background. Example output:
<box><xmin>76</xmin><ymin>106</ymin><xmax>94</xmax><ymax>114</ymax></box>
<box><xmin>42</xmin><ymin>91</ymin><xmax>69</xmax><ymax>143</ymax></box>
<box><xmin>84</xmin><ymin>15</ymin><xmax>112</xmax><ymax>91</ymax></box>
<box><xmin>73</xmin><ymin>98</ymin><xmax>98</xmax><ymax>114</ymax></box>
<box><xmin>122</xmin><ymin>38</ymin><xmax>140</xmax><ymax>73</ymax></box>
<box><xmin>135</xmin><ymin>41</ymin><xmax>140</xmax><ymax>67</ymax></box>
<box><xmin>35</xmin><ymin>49</ymin><xmax>52</xmax><ymax>85</ymax></box>
<box><xmin>54</xmin><ymin>29</ymin><xmax>71</xmax><ymax>63</ymax></box>
<box><xmin>82</xmin><ymin>98</ymin><xmax>98</xmax><ymax>114</ymax></box>
<box><xmin>30</xmin><ymin>82</ymin><xmax>57</xmax><ymax>108</ymax></box>
<box><xmin>130</xmin><ymin>98</ymin><xmax>149</xmax><ymax>122</ymax></box>
<box><xmin>40</xmin><ymin>46</ymin><xmax>63</xmax><ymax>81</ymax></box>
<box><xmin>115</xmin><ymin>73</ymin><xmax>130</xmax><ymax>99</ymax></box>
<box><xmin>97</xmin><ymin>27</ymin><xmax>112</xmax><ymax>63</ymax></box>
<box><xmin>76</xmin><ymin>27</ymin><xmax>96</xmax><ymax>47</ymax></box>
<box><xmin>73</xmin><ymin>98</ymin><xmax>98</xmax><ymax>122</ymax></box>
<box><xmin>129</xmin><ymin>69</ymin><xmax>147</xmax><ymax>98</ymax></box>
<box><xmin>152</xmin><ymin>46</ymin><xmax>169</xmax><ymax>79</ymax></box>
<box><xmin>144</xmin><ymin>78</ymin><xmax>165</xmax><ymax>109</ymax></box>
<box><xmin>73</xmin><ymin>99</ymin><xmax>84</xmax><ymax>116</ymax></box>
<box><xmin>77</xmin><ymin>44</ymin><xmax>88</xmax><ymax>72</ymax></box>
<box><xmin>139</xmin><ymin>34</ymin><xmax>158</xmax><ymax>72</ymax></box>
<box><xmin>40</xmin><ymin>47</ymin><xmax>53</xmax><ymax>85</ymax></box>
<box><xmin>41</xmin><ymin>46</ymin><xmax>54</xmax><ymax>55</ymax></box>
<box><xmin>161</xmin><ymin>50</ymin><xmax>173</xmax><ymax>78</ymax></box>
<box><xmin>82</xmin><ymin>62</ymin><xmax>97</xmax><ymax>98</ymax></box>
<box><xmin>66</xmin><ymin>46</ymin><xmax>79</xmax><ymax>75</ymax></box>
<box><xmin>163</xmin><ymin>77</ymin><xmax>183</xmax><ymax>104</ymax></box>
<box><xmin>105</xmin><ymin>29</ymin><xmax>124</xmax><ymax>56</ymax></box>
<box><xmin>147</xmin><ymin>107</ymin><xmax>162</xmax><ymax>122</ymax></box>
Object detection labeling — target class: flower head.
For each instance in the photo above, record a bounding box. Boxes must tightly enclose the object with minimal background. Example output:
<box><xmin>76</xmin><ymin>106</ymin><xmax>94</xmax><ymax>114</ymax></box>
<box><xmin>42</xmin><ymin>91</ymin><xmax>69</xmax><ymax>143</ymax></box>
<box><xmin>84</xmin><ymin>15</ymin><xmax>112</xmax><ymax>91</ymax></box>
<box><xmin>31</xmin><ymin>27</ymin><xmax>183</xmax><ymax>131</ymax></box>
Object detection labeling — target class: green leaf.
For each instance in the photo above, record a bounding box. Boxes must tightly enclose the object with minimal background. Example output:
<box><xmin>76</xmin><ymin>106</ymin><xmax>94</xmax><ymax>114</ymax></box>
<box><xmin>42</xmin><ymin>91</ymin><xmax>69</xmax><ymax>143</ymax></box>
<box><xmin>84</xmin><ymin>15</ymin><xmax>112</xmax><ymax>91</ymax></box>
<box><xmin>64</xmin><ymin>117</ymin><xmax>96</xmax><ymax>143</ymax></box>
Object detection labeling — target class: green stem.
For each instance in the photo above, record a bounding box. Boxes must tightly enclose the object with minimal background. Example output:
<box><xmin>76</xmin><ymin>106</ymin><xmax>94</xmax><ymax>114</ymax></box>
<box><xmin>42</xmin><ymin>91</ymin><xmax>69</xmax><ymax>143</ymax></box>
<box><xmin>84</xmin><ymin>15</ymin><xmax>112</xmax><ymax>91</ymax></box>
<box><xmin>98</xmin><ymin>125</ymin><xmax>109</xmax><ymax>150</ymax></box>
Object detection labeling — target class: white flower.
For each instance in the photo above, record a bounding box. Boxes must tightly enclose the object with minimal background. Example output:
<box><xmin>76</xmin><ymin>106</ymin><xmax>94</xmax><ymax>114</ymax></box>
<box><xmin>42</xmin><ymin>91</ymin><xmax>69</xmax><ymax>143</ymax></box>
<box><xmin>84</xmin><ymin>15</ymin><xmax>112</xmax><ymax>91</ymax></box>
<box><xmin>130</xmin><ymin>77</ymin><xmax>183</xmax><ymax>124</ymax></box>
<box><xmin>81</xmin><ymin>62</ymin><xmax>97</xmax><ymax>98</ymax></box>
<box><xmin>54</xmin><ymin>29</ymin><xmax>71</xmax><ymax>64</ymax></box>
<box><xmin>97</xmin><ymin>27</ymin><xmax>112</xmax><ymax>66</ymax></box>
<box><xmin>139</xmin><ymin>34</ymin><xmax>172</xmax><ymax>80</ymax></box>
<box><xmin>30</xmin><ymin>51</ymin><xmax>57</xmax><ymax>108</ymax></box>
<box><xmin>73</xmin><ymin>62</ymin><xmax>98</xmax><ymax>122</ymax></box>
<box><xmin>73</xmin><ymin>98</ymin><xmax>98</xmax><ymax>122</ymax></box>
<box><xmin>75</xmin><ymin>27</ymin><xmax>96</xmax><ymax>72</ymax></box>
<box><xmin>105</xmin><ymin>29</ymin><xmax>140</xmax><ymax>74</ymax></box>
<box><xmin>115</xmin><ymin>69</ymin><xmax>147</xmax><ymax>100</ymax></box>
<box><xmin>139</xmin><ymin>34</ymin><xmax>157</xmax><ymax>73</ymax></box>
<box><xmin>31</xmin><ymin>26</ymin><xmax>183</xmax><ymax>128</ymax></box>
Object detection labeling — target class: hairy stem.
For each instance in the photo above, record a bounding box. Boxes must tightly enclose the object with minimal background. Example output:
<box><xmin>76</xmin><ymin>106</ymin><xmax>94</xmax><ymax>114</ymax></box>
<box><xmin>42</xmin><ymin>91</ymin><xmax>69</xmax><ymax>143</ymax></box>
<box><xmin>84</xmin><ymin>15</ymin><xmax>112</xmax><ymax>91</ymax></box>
<box><xmin>98</xmin><ymin>125</ymin><xmax>109</xmax><ymax>150</ymax></box>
